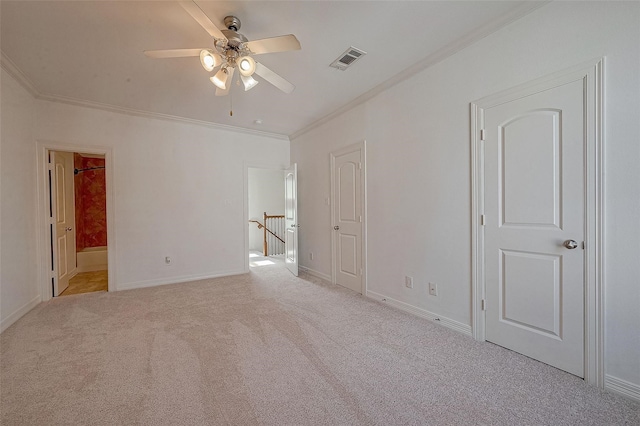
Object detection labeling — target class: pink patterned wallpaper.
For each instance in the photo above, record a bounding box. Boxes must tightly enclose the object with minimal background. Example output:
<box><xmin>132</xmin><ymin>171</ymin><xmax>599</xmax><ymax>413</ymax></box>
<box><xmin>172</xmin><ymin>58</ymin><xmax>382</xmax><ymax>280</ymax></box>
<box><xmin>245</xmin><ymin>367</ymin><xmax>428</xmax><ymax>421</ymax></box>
<box><xmin>74</xmin><ymin>154</ymin><xmax>107</xmax><ymax>251</ymax></box>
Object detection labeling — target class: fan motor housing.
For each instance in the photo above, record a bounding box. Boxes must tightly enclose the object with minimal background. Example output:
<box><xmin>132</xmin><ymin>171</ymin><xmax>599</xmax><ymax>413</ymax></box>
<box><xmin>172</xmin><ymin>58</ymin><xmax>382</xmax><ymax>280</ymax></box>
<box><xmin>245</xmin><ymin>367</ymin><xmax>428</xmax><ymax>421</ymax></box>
<box><xmin>222</xmin><ymin>29</ymin><xmax>248</xmax><ymax>48</ymax></box>
<box><xmin>224</xmin><ymin>16</ymin><xmax>241</xmax><ymax>31</ymax></box>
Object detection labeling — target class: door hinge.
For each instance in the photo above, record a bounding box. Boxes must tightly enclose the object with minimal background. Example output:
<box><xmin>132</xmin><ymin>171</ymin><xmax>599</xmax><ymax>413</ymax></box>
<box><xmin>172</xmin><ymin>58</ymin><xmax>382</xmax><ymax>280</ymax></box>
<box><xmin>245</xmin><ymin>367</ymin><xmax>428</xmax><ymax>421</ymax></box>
<box><xmin>359</xmin><ymin>215</ymin><xmax>362</xmax><ymax>223</ymax></box>
<box><xmin>480</xmin><ymin>129</ymin><xmax>485</xmax><ymax>141</ymax></box>
<box><xmin>358</xmin><ymin>162</ymin><xmax>362</xmax><ymax>170</ymax></box>
<box><xmin>480</xmin><ymin>215</ymin><xmax>485</xmax><ymax>226</ymax></box>
<box><xmin>481</xmin><ymin>299</ymin><xmax>486</xmax><ymax>311</ymax></box>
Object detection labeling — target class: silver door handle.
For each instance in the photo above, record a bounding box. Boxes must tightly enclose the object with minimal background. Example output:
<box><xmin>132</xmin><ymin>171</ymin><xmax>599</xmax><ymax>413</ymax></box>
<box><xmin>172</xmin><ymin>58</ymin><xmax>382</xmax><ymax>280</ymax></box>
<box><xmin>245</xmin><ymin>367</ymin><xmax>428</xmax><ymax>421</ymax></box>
<box><xmin>564</xmin><ymin>240</ymin><xmax>578</xmax><ymax>249</ymax></box>
<box><xmin>65</xmin><ymin>227</ymin><xmax>73</xmax><ymax>232</ymax></box>
<box><xmin>334</xmin><ymin>226</ymin><xmax>339</xmax><ymax>230</ymax></box>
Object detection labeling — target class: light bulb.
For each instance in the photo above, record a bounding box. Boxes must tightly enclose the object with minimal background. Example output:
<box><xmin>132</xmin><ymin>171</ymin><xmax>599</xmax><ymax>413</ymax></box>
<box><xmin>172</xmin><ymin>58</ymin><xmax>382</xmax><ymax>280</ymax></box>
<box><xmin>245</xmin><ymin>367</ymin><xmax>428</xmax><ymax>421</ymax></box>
<box><xmin>241</xmin><ymin>74</ymin><xmax>259</xmax><ymax>91</ymax></box>
<box><xmin>200</xmin><ymin>49</ymin><xmax>221</xmax><ymax>72</ymax></box>
<box><xmin>236</xmin><ymin>56</ymin><xmax>256</xmax><ymax>77</ymax></box>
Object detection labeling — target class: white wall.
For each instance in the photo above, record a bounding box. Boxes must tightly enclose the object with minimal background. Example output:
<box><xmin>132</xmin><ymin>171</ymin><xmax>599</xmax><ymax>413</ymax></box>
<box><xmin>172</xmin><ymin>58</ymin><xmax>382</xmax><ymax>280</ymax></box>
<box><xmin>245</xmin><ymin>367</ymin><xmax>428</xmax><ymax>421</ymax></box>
<box><xmin>0</xmin><ymin>69</ymin><xmax>40</xmax><ymax>332</ymax></box>
<box><xmin>33</xmin><ymin>100</ymin><xmax>289</xmax><ymax>290</ymax></box>
<box><xmin>291</xmin><ymin>2</ymin><xmax>640</xmax><ymax>393</ymax></box>
<box><xmin>248</xmin><ymin>168</ymin><xmax>285</xmax><ymax>252</ymax></box>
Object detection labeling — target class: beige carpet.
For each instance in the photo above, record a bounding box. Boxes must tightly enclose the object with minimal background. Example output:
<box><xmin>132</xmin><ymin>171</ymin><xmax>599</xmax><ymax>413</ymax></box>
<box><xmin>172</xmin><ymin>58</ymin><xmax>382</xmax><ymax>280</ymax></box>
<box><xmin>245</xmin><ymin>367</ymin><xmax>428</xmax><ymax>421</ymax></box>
<box><xmin>1</xmin><ymin>260</ymin><xmax>638</xmax><ymax>425</ymax></box>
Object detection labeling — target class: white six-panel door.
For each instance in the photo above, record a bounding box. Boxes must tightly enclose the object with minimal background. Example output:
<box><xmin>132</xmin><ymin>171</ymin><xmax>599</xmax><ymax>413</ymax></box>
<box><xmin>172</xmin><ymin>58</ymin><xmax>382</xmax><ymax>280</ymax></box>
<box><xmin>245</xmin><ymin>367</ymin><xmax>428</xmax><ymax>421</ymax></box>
<box><xmin>482</xmin><ymin>79</ymin><xmax>586</xmax><ymax>377</ymax></box>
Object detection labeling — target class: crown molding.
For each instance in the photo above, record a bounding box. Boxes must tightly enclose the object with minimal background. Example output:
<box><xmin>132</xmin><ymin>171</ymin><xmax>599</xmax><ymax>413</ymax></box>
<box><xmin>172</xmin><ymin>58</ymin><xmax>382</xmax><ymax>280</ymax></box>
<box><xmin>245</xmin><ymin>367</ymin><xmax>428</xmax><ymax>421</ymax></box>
<box><xmin>36</xmin><ymin>92</ymin><xmax>290</xmax><ymax>140</ymax></box>
<box><xmin>290</xmin><ymin>1</ymin><xmax>550</xmax><ymax>141</ymax></box>
<box><xmin>1</xmin><ymin>51</ymin><xmax>289</xmax><ymax>141</ymax></box>
<box><xmin>0</xmin><ymin>51</ymin><xmax>40</xmax><ymax>97</ymax></box>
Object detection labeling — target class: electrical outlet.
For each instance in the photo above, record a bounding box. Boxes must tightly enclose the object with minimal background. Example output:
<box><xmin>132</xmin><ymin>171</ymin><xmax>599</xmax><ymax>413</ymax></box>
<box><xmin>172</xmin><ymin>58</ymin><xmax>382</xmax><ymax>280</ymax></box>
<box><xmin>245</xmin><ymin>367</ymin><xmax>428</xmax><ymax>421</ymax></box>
<box><xmin>309</xmin><ymin>252</ymin><xmax>314</xmax><ymax>260</ymax></box>
<box><xmin>165</xmin><ymin>256</ymin><xmax>172</xmax><ymax>265</ymax></box>
<box><xmin>429</xmin><ymin>282</ymin><xmax>438</xmax><ymax>296</ymax></box>
<box><xmin>405</xmin><ymin>276</ymin><xmax>414</xmax><ymax>289</ymax></box>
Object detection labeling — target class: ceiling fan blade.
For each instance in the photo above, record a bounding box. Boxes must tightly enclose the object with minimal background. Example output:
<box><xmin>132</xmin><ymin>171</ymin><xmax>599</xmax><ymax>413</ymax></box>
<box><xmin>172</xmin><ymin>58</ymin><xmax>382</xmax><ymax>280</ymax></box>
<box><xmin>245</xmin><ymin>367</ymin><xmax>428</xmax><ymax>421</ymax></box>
<box><xmin>254</xmin><ymin>62</ymin><xmax>295</xmax><ymax>94</ymax></box>
<box><xmin>180</xmin><ymin>1</ymin><xmax>226</xmax><ymax>40</ymax></box>
<box><xmin>144</xmin><ymin>48</ymin><xmax>204</xmax><ymax>58</ymax></box>
<box><xmin>245</xmin><ymin>35</ymin><xmax>301</xmax><ymax>55</ymax></box>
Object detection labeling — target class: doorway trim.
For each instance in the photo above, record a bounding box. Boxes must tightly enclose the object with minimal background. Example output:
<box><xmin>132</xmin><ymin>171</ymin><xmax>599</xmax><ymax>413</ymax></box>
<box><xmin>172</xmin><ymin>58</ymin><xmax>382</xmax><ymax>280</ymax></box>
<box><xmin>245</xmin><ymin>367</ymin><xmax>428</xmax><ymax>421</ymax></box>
<box><xmin>36</xmin><ymin>140</ymin><xmax>116</xmax><ymax>300</ymax></box>
<box><xmin>470</xmin><ymin>58</ymin><xmax>604</xmax><ymax>386</ymax></box>
<box><xmin>243</xmin><ymin>161</ymin><xmax>287</xmax><ymax>273</ymax></box>
<box><xmin>330</xmin><ymin>140</ymin><xmax>367</xmax><ymax>294</ymax></box>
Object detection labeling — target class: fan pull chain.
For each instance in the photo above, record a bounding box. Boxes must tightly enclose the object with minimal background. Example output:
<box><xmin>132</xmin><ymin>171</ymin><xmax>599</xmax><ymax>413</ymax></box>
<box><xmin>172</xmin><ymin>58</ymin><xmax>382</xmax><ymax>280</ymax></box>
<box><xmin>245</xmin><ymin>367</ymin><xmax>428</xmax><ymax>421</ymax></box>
<box><xmin>229</xmin><ymin>90</ymin><xmax>233</xmax><ymax>116</ymax></box>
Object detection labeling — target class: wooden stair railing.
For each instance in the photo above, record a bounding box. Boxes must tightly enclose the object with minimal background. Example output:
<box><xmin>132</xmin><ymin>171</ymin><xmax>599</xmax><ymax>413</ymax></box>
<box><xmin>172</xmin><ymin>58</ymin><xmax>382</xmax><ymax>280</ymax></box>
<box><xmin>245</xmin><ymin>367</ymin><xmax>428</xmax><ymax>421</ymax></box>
<box><xmin>249</xmin><ymin>212</ymin><xmax>285</xmax><ymax>256</ymax></box>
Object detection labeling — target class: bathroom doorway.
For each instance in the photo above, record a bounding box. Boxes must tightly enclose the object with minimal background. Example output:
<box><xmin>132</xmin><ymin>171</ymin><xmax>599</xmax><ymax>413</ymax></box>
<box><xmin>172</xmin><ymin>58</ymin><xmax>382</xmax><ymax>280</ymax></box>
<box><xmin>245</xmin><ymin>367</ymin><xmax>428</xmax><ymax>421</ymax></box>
<box><xmin>50</xmin><ymin>150</ymin><xmax>109</xmax><ymax>296</ymax></box>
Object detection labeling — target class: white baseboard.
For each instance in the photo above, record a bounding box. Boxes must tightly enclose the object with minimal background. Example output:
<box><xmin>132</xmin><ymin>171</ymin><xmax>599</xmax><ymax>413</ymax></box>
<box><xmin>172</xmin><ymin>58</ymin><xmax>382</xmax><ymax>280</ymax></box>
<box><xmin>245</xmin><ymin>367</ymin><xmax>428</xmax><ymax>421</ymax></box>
<box><xmin>1</xmin><ymin>295</ymin><xmax>41</xmax><ymax>333</ymax></box>
<box><xmin>366</xmin><ymin>290</ymin><xmax>472</xmax><ymax>336</ymax></box>
<box><xmin>299</xmin><ymin>265</ymin><xmax>331</xmax><ymax>282</ymax></box>
<box><xmin>605</xmin><ymin>374</ymin><xmax>640</xmax><ymax>403</ymax></box>
<box><xmin>117</xmin><ymin>269</ymin><xmax>246</xmax><ymax>291</ymax></box>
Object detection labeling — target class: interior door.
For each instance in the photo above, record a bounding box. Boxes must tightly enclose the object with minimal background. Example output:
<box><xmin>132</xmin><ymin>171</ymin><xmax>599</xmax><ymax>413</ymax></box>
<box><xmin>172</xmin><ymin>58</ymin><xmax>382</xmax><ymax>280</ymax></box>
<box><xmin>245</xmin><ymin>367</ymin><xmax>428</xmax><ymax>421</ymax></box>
<box><xmin>483</xmin><ymin>79</ymin><xmax>585</xmax><ymax>377</ymax></box>
<box><xmin>331</xmin><ymin>146</ymin><xmax>363</xmax><ymax>294</ymax></box>
<box><xmin>284</xmin><ymin>164</ymin><xmax>298</xmax><ymax>276</ymax></box>
<box><xmin>52</xmin><ymin>151</ymin><xmax>77</xmax><ymax>296</ymax></box>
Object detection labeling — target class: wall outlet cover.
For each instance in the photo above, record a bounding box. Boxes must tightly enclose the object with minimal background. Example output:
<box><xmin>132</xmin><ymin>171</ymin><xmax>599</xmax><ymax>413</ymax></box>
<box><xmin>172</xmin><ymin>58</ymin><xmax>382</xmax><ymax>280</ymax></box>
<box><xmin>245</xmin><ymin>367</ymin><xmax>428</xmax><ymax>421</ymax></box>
<box><xmin>429</xmin><ymin>282</ymin><xmax>438</xmax><ymax>296</ymax></box>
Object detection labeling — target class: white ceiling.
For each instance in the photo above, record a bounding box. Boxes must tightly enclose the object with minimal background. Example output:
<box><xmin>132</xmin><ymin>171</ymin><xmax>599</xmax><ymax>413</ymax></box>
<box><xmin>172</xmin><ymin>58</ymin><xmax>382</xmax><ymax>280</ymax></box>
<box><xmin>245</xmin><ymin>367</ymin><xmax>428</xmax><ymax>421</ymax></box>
<box><xmin>1</xmin><ymin>1</ymin><xmax>544</xmax><ymax>137</ymax></box>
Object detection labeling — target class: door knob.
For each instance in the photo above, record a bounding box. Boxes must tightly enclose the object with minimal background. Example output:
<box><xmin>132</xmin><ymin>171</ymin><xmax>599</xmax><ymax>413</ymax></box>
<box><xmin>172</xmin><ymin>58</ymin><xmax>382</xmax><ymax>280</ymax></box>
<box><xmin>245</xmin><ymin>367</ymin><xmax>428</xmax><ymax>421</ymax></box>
<box><xmin>334</xmin><ymin>226</ymin><xmax>339</xmax><ymax>230</ymax></box>
<box><xmin>65</xmin><ymin>227</ymin><xmax>73</xmax><ymax>232</ymax></box>
<box><xmin>564</xmin><ymin>240</ymin><xmax>578</xmax><ymax>249</ymax></box>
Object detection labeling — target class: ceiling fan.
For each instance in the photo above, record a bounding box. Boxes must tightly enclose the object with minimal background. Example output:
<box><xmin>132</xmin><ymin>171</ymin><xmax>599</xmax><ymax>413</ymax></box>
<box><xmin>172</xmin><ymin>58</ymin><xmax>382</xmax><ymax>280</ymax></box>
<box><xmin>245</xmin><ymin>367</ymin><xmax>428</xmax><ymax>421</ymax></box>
<box><xmin>144</xmin><ymin>1</ymin><xmax>301</xmax><ymax>96</ymax></box>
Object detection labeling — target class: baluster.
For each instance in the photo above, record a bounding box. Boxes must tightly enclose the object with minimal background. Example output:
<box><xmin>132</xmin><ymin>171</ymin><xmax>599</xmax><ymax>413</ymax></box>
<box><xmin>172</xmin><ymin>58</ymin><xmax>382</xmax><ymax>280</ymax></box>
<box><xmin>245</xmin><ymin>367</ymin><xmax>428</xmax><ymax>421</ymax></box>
<box><xmin>263</xmin><ymin>212</ymin><xmax>268</xmax><ymax>256</ymax></box>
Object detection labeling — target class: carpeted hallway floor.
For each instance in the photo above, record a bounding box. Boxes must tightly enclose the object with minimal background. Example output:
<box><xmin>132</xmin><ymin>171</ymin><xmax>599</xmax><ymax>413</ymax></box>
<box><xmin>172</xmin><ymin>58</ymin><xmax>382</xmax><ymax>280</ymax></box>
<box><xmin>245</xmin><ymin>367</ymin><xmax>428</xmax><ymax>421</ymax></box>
<box><xmin>1</xmin><ymin>259</ymin><xmax>638</xmax><ymax>425</ymax></box>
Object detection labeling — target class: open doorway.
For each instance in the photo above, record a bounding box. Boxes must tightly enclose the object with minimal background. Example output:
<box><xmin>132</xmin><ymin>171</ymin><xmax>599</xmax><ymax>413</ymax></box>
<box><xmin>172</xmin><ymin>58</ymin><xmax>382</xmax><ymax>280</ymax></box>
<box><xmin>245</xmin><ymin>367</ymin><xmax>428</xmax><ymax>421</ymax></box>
<box><xmin>247</xmin><ymin>167</ymin><xmax>285</xmax><ymax>269</ymax></box>
<box><xmin>49</xmin><ymin>150</ymin><xmax>108</xmax><ymax>296</ymax></box>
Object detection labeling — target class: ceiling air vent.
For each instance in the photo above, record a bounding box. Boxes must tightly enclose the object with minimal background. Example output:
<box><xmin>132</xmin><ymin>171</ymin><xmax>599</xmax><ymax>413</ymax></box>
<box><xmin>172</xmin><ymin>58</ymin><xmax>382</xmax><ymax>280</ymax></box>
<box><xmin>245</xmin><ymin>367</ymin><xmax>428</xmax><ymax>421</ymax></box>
<box><xmin>330</xmin><ymin>47</ymin><xmax>367</xmax><ymax>71</ymax></box>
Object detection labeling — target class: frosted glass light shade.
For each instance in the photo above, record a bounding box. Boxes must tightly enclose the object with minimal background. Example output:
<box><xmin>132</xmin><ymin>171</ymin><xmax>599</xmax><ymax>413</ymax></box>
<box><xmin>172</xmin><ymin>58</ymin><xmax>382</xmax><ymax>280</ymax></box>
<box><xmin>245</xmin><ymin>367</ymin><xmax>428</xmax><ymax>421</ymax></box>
<box><xmin>210</xmin><ymin>68</ymin><xmax>229</xmax><ymax>90</ymax></box>
<box><xmin>237</xmin><ymin>56</ymin><xmax>256</xmax><ymax>77</ymax></box>
<box><xmin>200</xmin><ymin>49</ymin><xmax>221</xmax><ymax>72</ymax></box>
<box><xmin>241</xmin><ymin>74</ymin><xmax>259</xmax><ymax>91</ymax></box>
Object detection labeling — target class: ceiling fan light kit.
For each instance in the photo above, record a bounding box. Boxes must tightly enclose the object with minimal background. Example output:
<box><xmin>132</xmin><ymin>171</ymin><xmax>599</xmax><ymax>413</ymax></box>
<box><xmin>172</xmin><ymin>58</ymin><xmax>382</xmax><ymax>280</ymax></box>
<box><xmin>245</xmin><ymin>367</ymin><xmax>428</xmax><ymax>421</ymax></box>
<box><xmin>144</xmin><ymin>1</ymin><xmax>301</xmax><ymax>100</ymax></box>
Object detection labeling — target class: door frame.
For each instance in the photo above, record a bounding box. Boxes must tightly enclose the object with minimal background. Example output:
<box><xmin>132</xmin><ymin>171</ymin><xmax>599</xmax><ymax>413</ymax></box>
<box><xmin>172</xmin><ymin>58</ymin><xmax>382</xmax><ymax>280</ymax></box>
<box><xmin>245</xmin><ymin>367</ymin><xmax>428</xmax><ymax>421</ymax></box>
<box><xmin>330</xmin><ymin>140</ymin><xmax>367</xmax><ymax>294</ymax></box>
<box><xmin>470</xmin><ymin>58</ymin><xmax>604</xmax><ymax>386</ymax></box>
<box><xmin>36</xmin><ymin>140</ymin><xmax>116</xmax><ymax>300</ymax></box>
<box><xmin>243</xmin><ymin>161</ymin><xmax>287</xmax><ymax>273</ymax></box>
